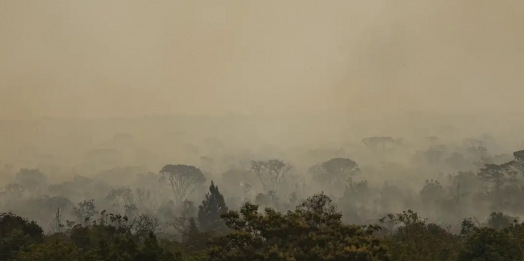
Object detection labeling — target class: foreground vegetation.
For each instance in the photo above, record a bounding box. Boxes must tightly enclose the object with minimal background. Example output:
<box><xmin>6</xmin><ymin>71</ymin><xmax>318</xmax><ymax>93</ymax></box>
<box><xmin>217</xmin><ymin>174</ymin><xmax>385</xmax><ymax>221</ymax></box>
<box><xmin>3</xmin><ymin>188</ymin><xmax>524</xmax><ymax>261</ymax></box>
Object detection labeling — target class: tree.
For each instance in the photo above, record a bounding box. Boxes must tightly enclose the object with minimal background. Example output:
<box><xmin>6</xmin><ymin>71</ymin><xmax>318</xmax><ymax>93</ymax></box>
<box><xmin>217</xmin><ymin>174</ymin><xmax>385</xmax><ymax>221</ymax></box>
<box><xmin>71</xmin><ymin>199</ymin><xmax>98</xmax><ymax>224</ymax></box>
<box><xmin>160</xmin><ymin>164</ymin><xmax>206</xmax><ymax>205</ymax></box>
<box><xmin>240</xmin><ymin>182</ymin><xmax>252</xmax><ymax>202</ymax></box>
<box><xmin>419</xmin><ymin>179</ymin><xmax>445</xmax><ymax>204</ymax></box>
<box><xmin>463</xmin><ymin>138</ymin><xmax>484</xmax><ymax>148</ymax></box>
<box><xmin>459</xmin><ymin>227</ymin><xmax>520</xmax><ymax>261</ymax></box>
<box><xmin>0</xmin><ymin>212</ymin><xmax>44</xmax><ymax>261</ymax></box>
<box><xmin>362</xmin><ymin>137</ymin><xmax>402</xmax><ymax>150</ymax></box>
<box><xmin>422</xmin><ymin>149</ymin><xmax>444</xmax><ymax>166</ymax></box>
<box><xmin>2</xmin><ymin>183</ymin><xmax>25</xmax><ymax>202</ymax></box>
<box><xmin>250</xmin><ymin>159</ymin><xmax>291</xmax><ymax>192</ymax></box>
<box><xmin>198</xmin><ymin>181</ymin><xmax>228</xmax><ymax>234</ymax></box>
<box><xmin>463</xmin><ymin>140</ymin><xmax>490</xmax><ymax>169</ymax></box>
<box><xmin>309</xmin><ymin>158</ymin><xmax>361</xmax><ymax>187</ymax></box>
<box><xmin>514</xmin><ymin>150</ymin><xmax>524</xmax><ymax>166</ymax></box>
<box><xmin>478</xmin><ymin>164</ymin><xmax>514</xmax><ymax>189</ymax></box>
<box><xmin>506</xmin><ymin>150</ymin><xmax>524</xmax><ymax>176</ymax></box>
<box><xmin>425</xmin><ymin>136</ymin><xmax>439</xmax><ymax>144</ymax></box>
<box><xmin>13</xmin><ymin>168</ymin><xmax>47</xmax><ymax>196</ymax></box>
<box><xmin>380</xmin><ymin>210</ymin><xmax>459</xmax><ymax>261</ymax></box>
<box><xmin>12</xmin><ymin>240</ymin><xmax>79</xmax><ymax>261</ymax></box>
<box><xmin>208</xmin><ymin>193</ymin><xmax>390</xmax><ymax>261</ymax></box>
<box><xmin>132</xmin><ymin>214</ymin><xmax>161</xmax><ymax>237</ymax></box>
<box><xmin>487</xmin><ymin>212</ymin><xmax>516</xmax><ymax>230</ymax></box>
<box><xmin>173</xmin><ymin>201</ymin><xmax>197</xmax><ymax>235</ymax></box>
<box><xmin>106</xmin><ymin>188</ymin><xmax>135</xmax><ymax>208</ymax></box>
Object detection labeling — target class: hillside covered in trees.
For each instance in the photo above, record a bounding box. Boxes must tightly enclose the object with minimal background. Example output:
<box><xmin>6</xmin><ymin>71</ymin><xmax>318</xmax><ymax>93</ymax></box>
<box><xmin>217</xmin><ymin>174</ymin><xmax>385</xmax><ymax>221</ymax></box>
<box><xmin>1</xmin><ymin>144</ymin><xmax>524</xmax><ymax>261</ymax></box>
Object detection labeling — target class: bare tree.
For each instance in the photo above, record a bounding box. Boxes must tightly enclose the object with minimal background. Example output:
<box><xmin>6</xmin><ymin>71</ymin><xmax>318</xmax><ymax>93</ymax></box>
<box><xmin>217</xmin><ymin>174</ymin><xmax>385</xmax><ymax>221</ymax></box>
<box><xmin>132</xmin><ymin>214</ymin><xmax>161</xmax><ymax>237</ymax></box>
<box><xmin>160</xmin><ymin>164</ymin><xmax>206</xmax><ymax>205</ymax></box>
<box><xmin>50</xmin><ymin>207</ymin><xmax>64</xmax><ymax>233</ymax></box>
<box><xmin>135</xmin><ymin>188</ymin><xmax>162</xmax><ymax>214</ymax></box>
<box><xmin>251</xmin><ymin>159</ymin><xmax>291</xmax><ymax>192</ymax></box>
<box><xmin>251</xmin><ymin>160</ymin><xmax>268</xmax><ymax>190</ymax></box>
<box><xmin>240</xmin><ymin>182</ymin><xmax>252</xmax><ymax>202</ymax></box>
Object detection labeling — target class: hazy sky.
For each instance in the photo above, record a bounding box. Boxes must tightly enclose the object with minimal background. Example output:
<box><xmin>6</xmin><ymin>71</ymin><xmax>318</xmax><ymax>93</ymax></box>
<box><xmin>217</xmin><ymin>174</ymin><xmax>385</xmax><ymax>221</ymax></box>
<box><xmin>0</xmin><ymin>0</ymin><xmax>522</xmax><ymax>120</ymax></box>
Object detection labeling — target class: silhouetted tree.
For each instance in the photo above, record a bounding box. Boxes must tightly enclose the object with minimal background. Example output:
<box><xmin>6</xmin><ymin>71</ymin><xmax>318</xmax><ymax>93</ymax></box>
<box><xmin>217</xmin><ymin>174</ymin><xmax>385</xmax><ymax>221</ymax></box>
<box><xmin>459</xmin><ymin>227</ymin><xmax>519</xmax><ymax>261</ymax></box>
<box><xmin>487</xmin><ymin>212</ymin><xmax>516</xmax><ymax>230</ymax></box>
<box><xmin>250</xmin><ymin>159</ymin><xmax>291</xmax><ymax>192</ymax></box>
<box><xmin>420</xmin><ymin>179</ymin><xmax>446</xmax><ymax>204</ymax></box>
<box><xmin>0</xmin><ymin>212</ymin><xmax>44</xmax><ymax>261</ymax></box>
<box><xmin>478</xmin><ymin>164</ymin><xmax>513</xmax><ymax>189</ymax></box>
<box><xmin>309</xmin><ymin>157</ymin><xmax>361</xmax><ymax>186</ymax></box>
<box><xmin>160</xmin><ymin>164</ymin><xmax>206</xmax><ymax>205</ymax></box>
<box><xmin>106</xmin><ymin>187</ymin><xmax>134</xmax><ymax>208</ymax></box>
<box><xmin>198</xmin><ymin>181</ymin><xmax>228</xmax><ymax>234</ymax></box>
<box><xmin>71</xmin><ymin>199</ymin><xmax>98</xmax><ymax>224</ymax></box>
<box><xmin>14</xmin><ymin>169</ymin><xmax>47</xmax><ymax>195</ymax></box>
<box><xmin>507</xmin><ymin>150</ymin><xmax>524</xmax><ymax>176</ymax></box>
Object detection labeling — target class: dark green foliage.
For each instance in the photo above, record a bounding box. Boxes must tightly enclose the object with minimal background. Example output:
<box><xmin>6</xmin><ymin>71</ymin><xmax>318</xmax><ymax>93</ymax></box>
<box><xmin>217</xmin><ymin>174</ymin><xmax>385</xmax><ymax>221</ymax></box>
<box><xmin>458</xmin><ymin>227</ymin><xmax>520</xmax><ymax>261</ymax></box>
<box><xmin>486</xmin><ymin>212</ymin><xmax>516</xmax><ymax>230</ymax></box>
<box><xmin>197</xmin><ymin>181</ymin><xmax>228</xmax><ymax>234</ymax></box>
<box><xmin>380</xmin><ymin>210</ymin><xmax>460</xmax><ymax>261</ymax></box>
<box><xmin>10</xmin><ymin>211</ymin><xmax>181</xmax><ymax>261</ymax></box>
<box><xmin>72</xmin><ymin>199</ymin><xmax>98</xmax><ymax>224</ymax></box>
<box><xmin>0</xmin><ymin>212</ymin><xmax>44</xmax><ymax>261</ymax></box>
<box><xmin>208</xmin><ymin>193</ymin><xmax>390</xmax><ymax>261</ymax></box>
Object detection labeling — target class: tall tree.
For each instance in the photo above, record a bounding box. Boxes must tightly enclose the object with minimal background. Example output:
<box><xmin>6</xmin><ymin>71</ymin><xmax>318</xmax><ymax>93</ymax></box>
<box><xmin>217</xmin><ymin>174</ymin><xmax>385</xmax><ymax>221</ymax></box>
<box><xmin>251</xmin><ymin>159</ymin><xmax>291</xmax><ymax>192</ymax></box>
<box><xmin>478</xmin><ymin>163</ymin><xmax>515</xmax><ymax>189</ymax></box>
<box><xmin>160</xmin><ymin>164</ymin><xmax>206</xmax><ymax>205</ymax></box>
<box><xmin>198</xmin><ymin>181</ymin><xmax>228</xmax><ymax>233</ymax></box>
<box><xmin>309</xmin><ymin>158</ymin><xmax>361</xmax><ymax>187</ymax></box>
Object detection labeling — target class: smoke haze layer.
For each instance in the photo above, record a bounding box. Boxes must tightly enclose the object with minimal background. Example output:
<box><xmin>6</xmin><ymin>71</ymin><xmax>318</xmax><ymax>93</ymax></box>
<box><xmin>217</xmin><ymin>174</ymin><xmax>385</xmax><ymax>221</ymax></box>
<box><xmin>1</xmin><ymin>0</ymin><xmax>522</xmax><ymax>120</ymax></box>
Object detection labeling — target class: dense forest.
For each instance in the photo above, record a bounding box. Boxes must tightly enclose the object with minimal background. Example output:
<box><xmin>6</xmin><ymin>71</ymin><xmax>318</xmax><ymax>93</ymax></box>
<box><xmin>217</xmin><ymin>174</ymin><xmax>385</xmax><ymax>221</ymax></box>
<box><xmin>1</xmin><ymin>0</ymin><xmax>522</xmax><ymax>260</ymax></box>
<box><xmin>1</xmin><ymin>133</ymin><xmax>524</xmax><ymax>261</ymax></box>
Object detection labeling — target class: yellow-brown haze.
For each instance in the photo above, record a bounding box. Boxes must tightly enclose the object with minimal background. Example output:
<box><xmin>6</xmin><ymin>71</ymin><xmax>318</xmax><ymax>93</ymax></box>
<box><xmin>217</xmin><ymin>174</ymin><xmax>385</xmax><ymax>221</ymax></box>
<box><xmin>0</xmin><ymin>0</ymin><xmax>523</xmax><ymax>174</ymax></box>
